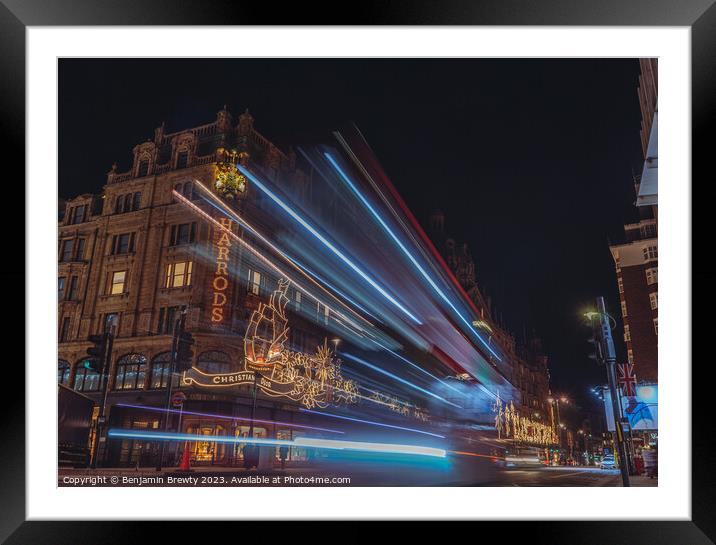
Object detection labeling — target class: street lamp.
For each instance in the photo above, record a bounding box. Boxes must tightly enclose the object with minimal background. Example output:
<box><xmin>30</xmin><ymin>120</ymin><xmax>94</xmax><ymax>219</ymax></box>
<box><xmin>330</xmin><ymin>338</ymin><xmax>341</xmax><ymax>353</ymax></box>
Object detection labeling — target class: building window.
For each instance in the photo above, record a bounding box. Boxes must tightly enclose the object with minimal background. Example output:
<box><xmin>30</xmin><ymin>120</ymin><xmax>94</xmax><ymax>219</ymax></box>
<box><xmin>58</xmin><ymin>360</ymin><xmax>71</xmax><ymax>385</ymax></box>
<box><xmin>137</xmin><ymin>160</ymin><xmax>149</xmax><ymax>177</ymax></box>
<box><xmin>67</xmin><ymin>276</ymin><xmax>79</xmax><ymax>300</ymax></box>
<box><xmin>157</xmin><ymin>305</ymin><xmax>185</xmax><ymax>335</ymax></box>
<box><xmin>69</xmin><ymin>205</ymin><xmax>86</xmax><ymax>225</ymax></box>
<box><xmin>132</xmin><ymin>192</ymin><xmax>141</xmax><ymax>211</ymax></box>
<box><xmin>59</xmin><ymin>316</ymin><xmax>71</xmax><ymax>342</ymax></box>
<box><xmin>115</xmin><ymin>194</ymin><xmax>125</xmax><ymax>214</ymax></box>
<box><xmin>646</xmin><ymin>267</ymin><xmax>658</xmax><ymax>285</ymax></box>
<box><xmin>649</xmin><ymin>292</ymin><xmax>658</xmax><ymax>310</ymax></box>
<box><xmin>294</xmin><ymin>290</ymin><xmax>302</xmax><ymax>311</ymax></box>
<box><xmin>113</xmin><ymin>353</ymin><xmax>148</xmax><ymax>390</ymax></box>
<box><xmin>165</xmin><ymin>261</ymin><xmax>193</xmax><ymax>288</ymax></box>
<box><xmin>642</xmin><ymin>245</ymin><xmax>658</xmax><ymax>261</ymax></box>
<box><xmin>110</xmin><ymin>270</ymin><xmax>127</xmax><ymax>295</ymax></box>
<box><xmin>150</xmin><ymin>352</ymin><xmax>180</xmax><ymax>389</ymax></box>
<box><xmin>60</xmin><ymin>239</ymin><xmax>74</xmax><ymax>262</ymax></box>
<box><xmin>653</xmin><ymin>318</ymin><xmax>658</xmax><ymax>336</ymax></box>
<box><xmin>317</xmin><ymin>302</ymin><xmax>329</xmax><ymax>325</ymax></box>
<box><xmin>182</xmin><ymin>181</ymin><xmax>193</xmax><ymax>199</ymax></box>
<box><xmin>197</xmin><ymin>351</ymin><xmax>232</xmax><ymax>374</ymax></box>
<box><xmin>176</xmin><ymin>151</ymin><xmax>189</xmax><ymax>169</ymax></box>
<box><xmin>248</xmin><ymin>269</ymin><xmax>262</xmax><ymax>295</ymax></box>
<box><xmin>623</xmin><ymin>324</ymin><xmax>631</xmax><ymax>342</ymax></box>
<box><xmin>621</xmin><ymin>300</ymin><xmax>627</xmax><ymax>317</ymax></box>
<box><xmin>617</xmin><ymin>277</ymin><xmax>624</xmax><ymax>294</ymax></box>
<box><xmin>169</xmin><ymin>222</ymin><xmax>196</xmax><ymax>246</ymax></box>
<box><xmin>641</xmin><ymin>223</ymin><xmax>657</xmax><ymax>239</ymax></box>
<box><xmin>111</xmin><ymin>232</ymin><xmax>136</xmax><ymax>255</ymax></box>
<box><xmin>74</xmin><ymin>238</ymin><xmax>86</xmax><ymax>261</ymax></box>
<box><xmin>74</xmin><ymin>364</ymin><xmax>101</xmax><ymax>392</ymax></box>
<box><xmin>58</xmin><ymin>277</ymin><xmax>66</xmax><ymax>300</ymax></box>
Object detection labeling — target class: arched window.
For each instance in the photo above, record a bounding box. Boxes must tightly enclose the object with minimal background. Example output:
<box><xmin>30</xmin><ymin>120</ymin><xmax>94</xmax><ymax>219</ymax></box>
<box><xmin>150</xmin><ymin>352</ymin><xmax>180</xmax><ymax>389</ymax></box>
<box><xmin>113</xmin><ymin>353</ymin><xmax>147</xmax><ymax>390</ymax></box>
<box><xmin>74</xmin><ymin>361</ymin><xmax>101</xmax><ymax>392</ymax></box>
<box><xmin>58</xmin><ymin>360</ymin><xmax>71</xmax><ymax>385</ymax></box>
<box><xmin>115</xmin><ymin>194</ymin><xmax>125</xmax><ymax>214</ymax></box>
<box><xmin>132</xmin><ymin>192</ymin><xmax>141</xmax><ymax>211</ymax></box>
<box><xmin>197</xmin><ymin>351</ymin><xmax>232</xmax><ymax>374</ymax></box>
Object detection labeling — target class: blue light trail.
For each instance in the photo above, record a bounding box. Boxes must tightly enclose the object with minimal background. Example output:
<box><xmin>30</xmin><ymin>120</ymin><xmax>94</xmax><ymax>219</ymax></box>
<box><xmin>299</xmin><ymin>408</ymin><xmax>445</xmax><ymax>438</ymax></box>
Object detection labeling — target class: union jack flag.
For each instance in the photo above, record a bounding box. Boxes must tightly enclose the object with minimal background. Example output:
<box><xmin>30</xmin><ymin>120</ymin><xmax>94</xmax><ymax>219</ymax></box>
<box><xmin>617</xmin><ymin>363</ymin><xmax>637</xmax><ymax>397</ymax></box>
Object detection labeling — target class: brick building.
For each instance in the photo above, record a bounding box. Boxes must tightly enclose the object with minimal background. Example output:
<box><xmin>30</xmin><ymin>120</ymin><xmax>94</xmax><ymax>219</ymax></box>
<box><xmin>609</xmin><ymin>59</ymin><xmax>658</xmax><ymax>383</ymax></box>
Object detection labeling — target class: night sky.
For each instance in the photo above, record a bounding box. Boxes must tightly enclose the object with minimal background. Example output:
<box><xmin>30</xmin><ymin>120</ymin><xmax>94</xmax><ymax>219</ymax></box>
<box><xmin>59</xmin><ymin>59</ymin><xmax>644</xmax><ymax>412</ymax></box>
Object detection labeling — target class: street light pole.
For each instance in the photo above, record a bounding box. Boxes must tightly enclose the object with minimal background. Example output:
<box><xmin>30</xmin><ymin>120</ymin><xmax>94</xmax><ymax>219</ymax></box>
<box><xmin>593</xmin><ymin>296</ymin><xmax>630</xmax><ymax>487</ymax></box>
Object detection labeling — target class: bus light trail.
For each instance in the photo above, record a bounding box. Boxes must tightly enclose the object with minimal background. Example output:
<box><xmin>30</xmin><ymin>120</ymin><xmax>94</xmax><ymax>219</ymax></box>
<box><xmin>235</xmin><ymin>164</ymin><xmax>422</xmax><ymax>325</ymax></box>
<box><xmin>106</xmin><ymin>429</ymin><xmax>447</xmax><ymax>458</ymax></box>
<box><xmin>299</xmin><ymin>408</ymin><xmax>446</xmax><ymax>439</ymax></box>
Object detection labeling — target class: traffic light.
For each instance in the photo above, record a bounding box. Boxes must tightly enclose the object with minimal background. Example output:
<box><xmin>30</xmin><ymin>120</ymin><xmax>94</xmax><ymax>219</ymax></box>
<box><xmin>85</xmin><ymin>334</ymin><xmax>107</xmax><ymax>373</ymax></box>
<box><xmin>587</xmin><ymin>332</ymin><xmax>604</xmax><ymax>365</ymax></box>
<box><xmin>176</xmin><ymin>329</ymin><xmax>195</xmax><ymax>371</ymax></box>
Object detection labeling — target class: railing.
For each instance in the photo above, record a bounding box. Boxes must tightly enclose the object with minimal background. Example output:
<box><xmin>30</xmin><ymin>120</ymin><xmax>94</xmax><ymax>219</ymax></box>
<box><xmin>195</xmin><ymin>154</ymin><xmax>216</xmax><ymax>166</ymax></box>
<box><xmin>154</xmin><ymin>163</ymin><xmax>171</xmax><ymax>174</ymax></box>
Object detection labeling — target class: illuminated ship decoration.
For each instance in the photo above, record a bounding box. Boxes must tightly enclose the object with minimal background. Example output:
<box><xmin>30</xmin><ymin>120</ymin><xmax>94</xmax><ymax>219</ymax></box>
<box><xmin>213</xmin><ymin>148</ymin><xmax>246</xmax><ymax>200</ymax></box>
<box><xmin>182</xmin><ymin>278</ymin><xmax>359</xmax><ymax>409</ymax></box>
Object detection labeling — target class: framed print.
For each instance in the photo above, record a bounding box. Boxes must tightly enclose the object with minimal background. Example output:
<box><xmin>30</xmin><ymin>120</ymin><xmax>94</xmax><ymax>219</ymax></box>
<box><xmin>2</xmin><ymin>0</ymin><xmax>712</xmax><ymax>541</ymax></box>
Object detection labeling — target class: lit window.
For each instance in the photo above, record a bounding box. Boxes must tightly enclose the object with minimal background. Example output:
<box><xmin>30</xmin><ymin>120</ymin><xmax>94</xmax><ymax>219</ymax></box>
<box><xmin>646</xmin><ymin>267</ymin><xmax>658</xmax><ymax>285</ymax></box>
<box><xmin>627</xmin><ymin>349</ymin><xmax>634</xmax><ymax>364</ymax></box>
<box><xmin>617</xmin><ymin>277</ymin><xmax>624</xmax><ymax>294</ymax></box>
<box><xmin>58</xmin><ymin>360</ymin><xmax>71</xmax><ymax>385</ymax></box>
<box><xmin>248</xmin><ymin>269</ymin><xmax>262</xmax><ymax>295</ymax></box>
<box><xmin>110</xmin><ymin>271</ymin><xmax>127</xmax><ymax>295</ymax></box>
<box><xmin>642</xmin><ymin>245</ymin><xmax>658</xmax><ymax>261</ymax></box>
<box><xmin>649</xmin><ymin>292</ymin><xmax>658</xmax><ymax>310</ymax></box>
<box><xmin>113</xmin><ymin>353</ymin><xmax>147</xmax><ymax>390</ymax></box>
<box><xmin>653</xmin><ymin>318</ymin><xmax>658</xmax><ymax>336</ymax></box>
<box><xmin>150</xmin><ymin>352</ymin><xmax>179</xmax><ymax>389</ymax></box>
<box><xmin>74</xmin><ymin>365</ymin><xmax>100</xmax><ymax>392</ymax></box>
<box><xmin>621</xmin><ymin>301</ymin><xmax>627</xmax><ymax>317</ymax></box>
<box><xmin>624</xmin><ymin>324</ymin><xmax>631</xmax><ymax>342</ymax></box>
<box><xmin>165</xmin><ymin>261</ymin><xmax>193</xmax><ymax>288</ymax></box>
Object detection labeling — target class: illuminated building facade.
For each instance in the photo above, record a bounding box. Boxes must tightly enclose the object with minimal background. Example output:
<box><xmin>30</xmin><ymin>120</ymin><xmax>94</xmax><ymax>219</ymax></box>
<box><xmin>57</xmin><ymin>107</ymin><xmax>354</xmax><ymax>467</ymax></box>
<box><xmin>427</xmin><ymin>211</ymin><xmax>552</xmax><ymax>424</ymax></box>
<box><xmin>609</xmin><ymin>59</ymin><xmax>658</xmax><ymax>383</ymax></box>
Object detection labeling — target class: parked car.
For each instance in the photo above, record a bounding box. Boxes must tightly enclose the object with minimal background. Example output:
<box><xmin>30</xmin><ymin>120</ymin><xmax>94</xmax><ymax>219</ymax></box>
<box><xmin>599</xmin><ymin>455</ymin><xmax>616</xmax><ymax>469</ymax></box>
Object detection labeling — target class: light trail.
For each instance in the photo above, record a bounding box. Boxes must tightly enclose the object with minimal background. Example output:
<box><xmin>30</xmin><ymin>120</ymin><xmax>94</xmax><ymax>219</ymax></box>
<box><xmin>106</xmin><ymin>429</ymin><xmax>446</xmax><ymax>458</ymax></box>
<box><xmin>114</xmin><ymin>403</ymin><xmax>345</xmax><ymax>434</ymax></box>
<box><xmin>236</xmin><ymin>164</ymin><xmax>422</xmax><ymax>325</ymax></box>
<box><xmin>341</xmin><ymin>352</ymin><xmax>462</xmax><ymax>408</ymax></box>
<box><xmin>173</xmin><ymin>191</ymin><xmax>366</xmax><ymax>334</ymax></box>
<box><xmin>324</xmin><ymin>150</ymin><xmax>501</xmax><ymax>362</ymax></box>
<box><xmin>189</xmin><ymin>182</ymin><xmax>372</xmax><ymax>328</ymax></box>
<box><xmin>299</xmin><ymin>408</ymin><xmax>446</xmax><ymax>438</ymax></box>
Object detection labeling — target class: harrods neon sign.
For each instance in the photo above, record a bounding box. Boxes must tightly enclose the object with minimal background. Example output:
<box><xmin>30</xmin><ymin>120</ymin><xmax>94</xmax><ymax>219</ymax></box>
<box><xmin>183</xmin><ymin>278</ymin><xmax>360</xmax><ymax>409</ymax></box>
<box><xmin>210</xmin><ymin>217</ymin><xmax>233</xmax><ymax>323</ymax></box>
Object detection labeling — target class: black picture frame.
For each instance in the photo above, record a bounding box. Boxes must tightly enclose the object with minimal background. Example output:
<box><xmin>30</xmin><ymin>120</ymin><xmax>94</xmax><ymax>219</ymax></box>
<box><xmin>2</xmin><ymin>0</ymin><xmax>710</xmax><ymax>541</ymax></box>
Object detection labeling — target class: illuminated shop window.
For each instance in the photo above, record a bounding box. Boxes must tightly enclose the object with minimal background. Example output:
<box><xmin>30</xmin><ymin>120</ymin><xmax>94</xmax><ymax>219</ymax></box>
<box><xmin>150</xmin><ymin>352</ymin><xmax>180</xmax><ymax>389</ymax></box>
<box><xmin>58</xmin><ymin>360</ymin><xmax>71</xmax><ymax>385</ymax></box>
<box><xmin>110</xmin><ymin>271</ymin><xmax>127</xmax><ymax>295</ymax></box>
<box><xmin>649</xmin><ymin>292</ymin><xmax>658</xmax><ymax>310</ymax></box>
<box><xmin>113</xmin><ymin>353</ymin><xmax>148</xmax><ymax>390</ymax></box>
<box><xmin>197</xmin><ymin>351</ymin><xmax>231</xmax><ymax>374</ymax></box>
<box><xmin>165</xmin><ymin>261</ymin><xmax>193</xmax><ymax>288</ymax></box>
<box><xmin>74</xmin><ymin>364</ymin><xmax>101</xmax><ymax>392</ymax></box>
